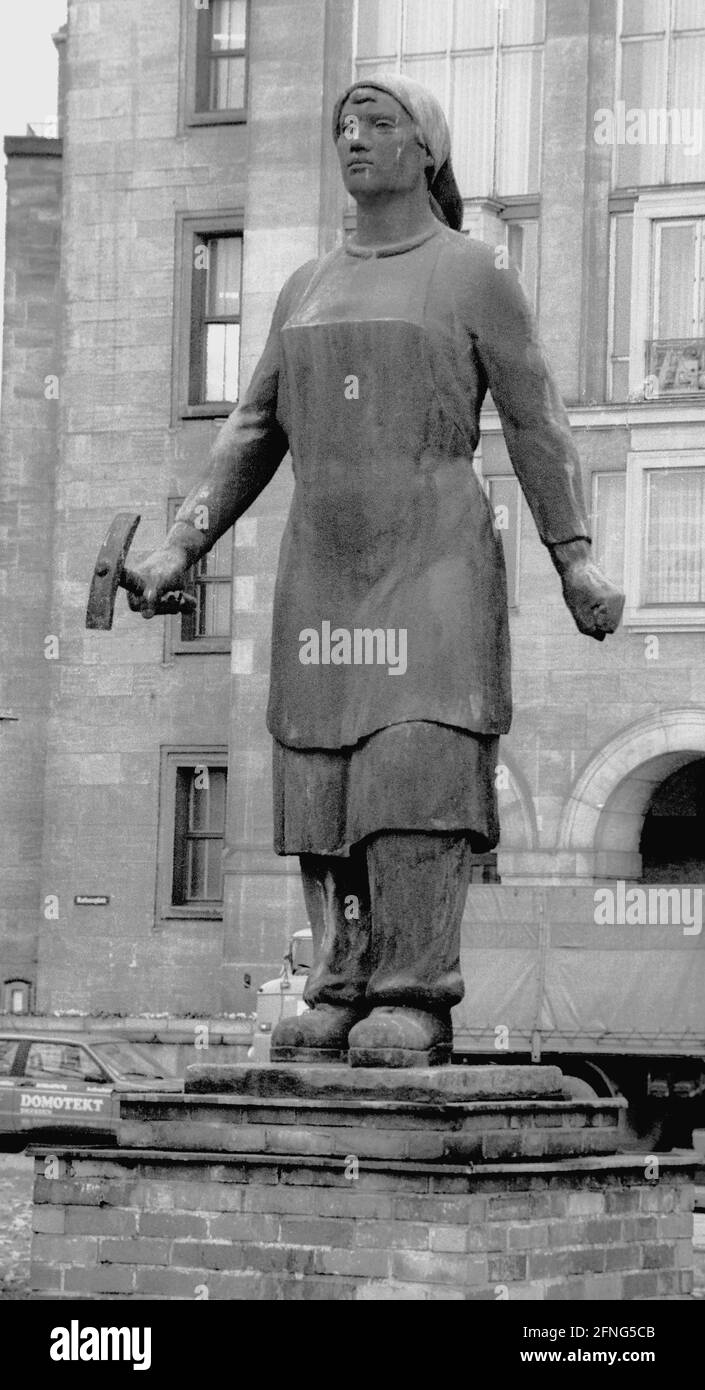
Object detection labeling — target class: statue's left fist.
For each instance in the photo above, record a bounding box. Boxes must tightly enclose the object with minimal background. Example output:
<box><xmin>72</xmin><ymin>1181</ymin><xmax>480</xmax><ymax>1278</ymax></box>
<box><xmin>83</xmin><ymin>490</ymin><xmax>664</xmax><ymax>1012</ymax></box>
<box><xmin>550</xmin><ymin>540</ymin><xmax>625</xmax><ymax>642</ymax></box>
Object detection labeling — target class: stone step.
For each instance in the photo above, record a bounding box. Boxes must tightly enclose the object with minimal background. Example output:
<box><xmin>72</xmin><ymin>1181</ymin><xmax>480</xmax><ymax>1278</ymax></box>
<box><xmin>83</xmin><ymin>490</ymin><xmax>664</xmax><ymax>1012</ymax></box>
<box><xmin>184</xmin><ymin>1062</ymin><xmax>568</xmax><ymax>1103</ymax></box>
<box><xmin>117</xmin><ymin>1085</ymin><xmax>626</xmax><ymax>1164</ymax></box>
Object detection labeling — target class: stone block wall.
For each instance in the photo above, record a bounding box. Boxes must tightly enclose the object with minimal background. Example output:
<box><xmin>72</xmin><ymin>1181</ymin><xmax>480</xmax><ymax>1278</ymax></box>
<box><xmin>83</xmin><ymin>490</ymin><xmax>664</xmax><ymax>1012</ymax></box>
<box><xmin>29</xmin><ymin>1149</ymin><xmax>694</xmax><ymax>1301</ymax></box>
<box><xmin>28</xmin><ymin>0</ymin><xmax>345</xmax><ymax>1020</ymax></box>
<box><xmin>34</xmin><ymin>0</ymin><xmax>251</xmax><ymax>1016</ymax></box>
<box><xmin>0</xmin><ymin>139</ymin><xmax>62</xmax><ymax>1000</ymax></box>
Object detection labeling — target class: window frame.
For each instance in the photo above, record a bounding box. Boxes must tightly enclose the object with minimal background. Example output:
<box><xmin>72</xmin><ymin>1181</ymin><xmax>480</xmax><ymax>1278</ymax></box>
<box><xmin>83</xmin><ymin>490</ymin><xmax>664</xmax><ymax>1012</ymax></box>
<box><xmin>629</xmin><ymin>189</ymin><xmax>705</xmax><ymax>402</ymax></box>
<box><xmin>1</xmin><ymin>978</ymin><xmax>31</xmax><ymax>1015</ymax></box>
<box><xmin>651</xmin><ymin>218</ymin><xmax>704</xmax><ymax>340</ymax></box>
<box><xmin>591</xmin><ymin>468</ymin><xmax>627</xmax><ymax>587</ymax></box>
<box><xmin>607</xmin><ymin>205</ymin><xmax>635</xmax><ymax>402</ymax></box>
<box><xmin>164</xmin><ymin>498</ymin><xmax>233</xmax><ymax>656</ymax></box>
<box><xmin>0</xmin><ymin>1038</ymin><xmax>21</xmax><ymax>1075</ymax></box>
<box><xmin>156</xmin><ymin>748</ymin><xmax>228</xmax><ymax>922</ymax></box>
<box><xmin>500</xmin><ymin>202</ymin><xmax>540</xmax><ymax>310</ymax></box>
<box><xmin>352</xmin><ymin>0</ymin><xmax>546</xmax><ymax>201</ymax></box>
<box><xmin>623</xmin><ymin>449</ymin><xmax>705</xmax><ymax>629</ymax></box>
<box><xmin>183</xmin><ymin>0</ymin><xmax>250</xmax><ymax>128</ymax></box>
<box><xmin>173</xmin><ymin>211</ymin><xmax>244</xmax><ymax>423</ymax></box>
<box><xmin>613</xmin><ymin>0</ymin><xmax>705</xmax><ymax>190</ymax></box>
<box><xmin>24</xmin><ymin>1041</ymin><xmax>106</xmax><ymax>1083</ymax></box>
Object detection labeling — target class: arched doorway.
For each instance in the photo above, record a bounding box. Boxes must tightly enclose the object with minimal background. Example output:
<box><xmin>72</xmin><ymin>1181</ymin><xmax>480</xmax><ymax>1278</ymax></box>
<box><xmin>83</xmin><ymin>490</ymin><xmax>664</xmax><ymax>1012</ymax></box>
<box><xmin>558</xmin><ymin>708</ymin><xmax>705</xmax><ymax>879</ymax></box>
<box><xmin>640</xmin><ymin>757</ymin><xmax>705</xmax><ymax>883</ymax></box>
<box><xmin>550</xmin><ymin>716</ymin><xmax>705</xmax><ymax>1148</ymax></box>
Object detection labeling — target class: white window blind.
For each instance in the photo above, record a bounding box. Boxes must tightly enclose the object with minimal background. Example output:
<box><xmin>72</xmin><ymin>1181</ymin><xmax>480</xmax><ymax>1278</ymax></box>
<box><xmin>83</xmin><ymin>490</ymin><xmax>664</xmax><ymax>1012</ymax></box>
<box><xmin>623</xmin><ymin>450</ymin><xmax>705</xmax><ymax>627</ymax></box>
<box><xmin>643</xmin><ymin>465</ymin><xmax>705</xmax><ymax>603</ymax></box>
<box><xmin>190</xmin><ymin>233</ymin><xmax>242</xmax><ymax>407</ymax></box>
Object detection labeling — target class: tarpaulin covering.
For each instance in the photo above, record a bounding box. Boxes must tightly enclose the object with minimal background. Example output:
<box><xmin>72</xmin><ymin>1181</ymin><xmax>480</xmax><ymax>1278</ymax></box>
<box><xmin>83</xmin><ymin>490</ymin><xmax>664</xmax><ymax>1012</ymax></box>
<box><xmin>455</xmin><ymin>886</ymin><xmax>705</xmax><ymax>1055</ymax></box>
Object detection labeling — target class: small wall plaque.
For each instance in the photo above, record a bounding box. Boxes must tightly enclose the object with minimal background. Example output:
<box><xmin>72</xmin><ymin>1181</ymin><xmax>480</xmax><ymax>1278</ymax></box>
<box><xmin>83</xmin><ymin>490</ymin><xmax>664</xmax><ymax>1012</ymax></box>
<box><xmin>74</xmin><ymin>895</ymin><xmax>110</xmax><ymax>906</ymax></box>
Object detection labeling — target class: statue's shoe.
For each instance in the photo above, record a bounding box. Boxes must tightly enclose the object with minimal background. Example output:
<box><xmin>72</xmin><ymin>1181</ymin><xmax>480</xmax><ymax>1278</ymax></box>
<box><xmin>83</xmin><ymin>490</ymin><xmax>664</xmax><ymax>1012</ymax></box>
<box><xmin>270</xmin><ymin>1004</ymin><xmax>363</xmax><ymax>1063</ymax></box>
<box><xmin>348</xmin><ymin>1006</ymin><xmax>452</xmax><ymax>1068</ymax></box>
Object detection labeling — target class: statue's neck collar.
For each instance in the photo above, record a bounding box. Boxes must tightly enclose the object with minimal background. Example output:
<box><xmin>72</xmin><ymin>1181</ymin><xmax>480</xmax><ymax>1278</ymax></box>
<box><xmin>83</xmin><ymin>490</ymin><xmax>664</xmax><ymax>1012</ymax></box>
<box><xmin>344</xmin><ymin>225</ymin><xmax>442</xmax><ymax>259</ymax></box>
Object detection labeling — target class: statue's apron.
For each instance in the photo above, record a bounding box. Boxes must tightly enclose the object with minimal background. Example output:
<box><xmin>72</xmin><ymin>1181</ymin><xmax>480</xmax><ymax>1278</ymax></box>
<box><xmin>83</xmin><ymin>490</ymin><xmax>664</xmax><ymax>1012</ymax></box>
<box><xmin>265</xmin><ymin>230</ymin><xmax>505</xmax><ymax>856</ymax></box>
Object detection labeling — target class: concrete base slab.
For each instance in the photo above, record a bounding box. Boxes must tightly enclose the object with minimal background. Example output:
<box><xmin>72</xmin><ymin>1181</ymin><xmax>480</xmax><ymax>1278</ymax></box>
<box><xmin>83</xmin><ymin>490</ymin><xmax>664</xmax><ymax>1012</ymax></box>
<box><xmin>184</xmin><ymin>1062</ymin><xmax>568</xmax><ymax>1103</ymax></box>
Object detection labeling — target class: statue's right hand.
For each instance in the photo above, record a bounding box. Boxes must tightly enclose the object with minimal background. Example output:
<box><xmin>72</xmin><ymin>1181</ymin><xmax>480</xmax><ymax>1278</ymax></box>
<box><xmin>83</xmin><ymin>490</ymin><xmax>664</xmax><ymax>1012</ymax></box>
<box><xmin>124</xmin><ymin>545</ymin><xmax>192</xmax><ymax>620</ymax></box>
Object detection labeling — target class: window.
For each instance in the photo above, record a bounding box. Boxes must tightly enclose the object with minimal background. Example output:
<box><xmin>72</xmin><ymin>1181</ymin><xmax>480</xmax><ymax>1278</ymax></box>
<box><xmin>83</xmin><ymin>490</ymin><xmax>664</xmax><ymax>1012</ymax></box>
<box><xmin>642</xmin><ymin>465</ymin><xmax>705</xmax><ymax>603</ymax></box>
<box><xmin>94</xmin><ymin>1042</ymin><xmax>168</xmax><ymax>1081</ymax></box>
<box><xmin>191</xmin><ymin>233</ymin><xmax>242</xmax><ymax>407</ymax></box>
<box><xmin>175</xmin><ymin>214</ymin><xmax>243</xmax><ymax>420</ymax></box>
<box><xmin>616</xmin><ymin>0</ymin><xmax>705</xmax><ymax>187</ymax></box>
<box><xmin>0</xmin><ymin>1040</ymin><xmax>19</xmax><ymax>1075</ymax></box>
<box><xmin>628</xmin><ymin>191</ymin><xmax>705</xmax><ymax>401</ymax></box>
<box><xmin>2</xmin><ymin>979</ymin><xmax>30</xmax><ymax>1015</ymax></box>
<box><xmin>25</xmin><ymin>1042</ymin><xmax>103</xmax><ymax>1081</ymax></box>
<box><xmin>173</xmin><ymin>765</ymin><xmax>227</xmax><ymax>906</ymax></box>
<box><xmin>647</xmin><ymin>218</ymin><xmax>705</xmax><ymax>395</ymax></box>
<box><xmin>157</xmin><ymin>750</ymin><xmax>228</xmax><ymax>920</ymax></box>
<box><xmin>354</xmin><ymin>0</ymin><xmax>545</xmax><ymax>200</ymax></box>
<box><xmin>189</xmin><ymin>0</ymin><xmax>249</xmax><ymax>124</ymax></box>
<box><xmin>166</xmin><ymin>499</ymin><xmax>232</xmax><ymax>654</ymax></box>
<box><xmin>624</xmin><ymin>451</ymin><xmax>705</xmax><ymax>626</ymax></box>
<box><xmin>485</xmin><ymin>475</ymin><xmax>521</xmax><ymax>607</ymax></box>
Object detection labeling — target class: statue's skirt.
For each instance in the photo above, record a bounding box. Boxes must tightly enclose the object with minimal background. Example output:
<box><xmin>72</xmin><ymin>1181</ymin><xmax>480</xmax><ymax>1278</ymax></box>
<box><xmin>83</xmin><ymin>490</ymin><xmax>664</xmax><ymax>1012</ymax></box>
<box><xmin>272</xmin><ymin>720</ymin><xmax>499</xmax><ymax>858</ymax></box>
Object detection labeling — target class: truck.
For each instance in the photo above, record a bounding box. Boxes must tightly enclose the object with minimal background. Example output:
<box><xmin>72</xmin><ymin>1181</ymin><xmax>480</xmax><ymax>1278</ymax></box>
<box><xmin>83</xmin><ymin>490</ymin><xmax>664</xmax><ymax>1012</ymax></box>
<box><xmin>252</xmin><ymin>883</ymin><xmax>705</xmax><ymax>1149</ymax></box>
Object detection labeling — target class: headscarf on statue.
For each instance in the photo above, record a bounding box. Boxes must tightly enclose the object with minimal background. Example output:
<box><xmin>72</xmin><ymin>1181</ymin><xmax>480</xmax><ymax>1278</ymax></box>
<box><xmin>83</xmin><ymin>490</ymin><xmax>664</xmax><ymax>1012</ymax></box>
<box><xmin>332</xmin><ymin>73</ymin><xmax>464</xmax><ymax>232</ymax></box>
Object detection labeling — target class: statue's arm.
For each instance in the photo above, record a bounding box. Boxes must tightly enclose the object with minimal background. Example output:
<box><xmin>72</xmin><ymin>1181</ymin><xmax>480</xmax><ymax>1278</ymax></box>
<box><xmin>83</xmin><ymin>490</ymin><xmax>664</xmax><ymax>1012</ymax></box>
<box><xmin>166</xmin><ymin>345</ymin><xmax>289</xmax><ymax>568</ymax></box>
<box><xmin>472</xmin><ymin>254</ymin><xmax>624</xmax><ymax>640</ymax></box>
<box><xmin>125</xmin><ymin>261</ymin><xmax>314</xmax><ymax>618</ymax></box>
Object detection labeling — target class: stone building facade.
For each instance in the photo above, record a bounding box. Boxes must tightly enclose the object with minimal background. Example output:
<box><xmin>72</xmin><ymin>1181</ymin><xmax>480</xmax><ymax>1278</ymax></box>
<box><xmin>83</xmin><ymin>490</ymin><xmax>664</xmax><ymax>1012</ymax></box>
<box><xmin>1</xmin><ymin>0</ymin><xmax>704</xmax><ymax>1023</ymax></box>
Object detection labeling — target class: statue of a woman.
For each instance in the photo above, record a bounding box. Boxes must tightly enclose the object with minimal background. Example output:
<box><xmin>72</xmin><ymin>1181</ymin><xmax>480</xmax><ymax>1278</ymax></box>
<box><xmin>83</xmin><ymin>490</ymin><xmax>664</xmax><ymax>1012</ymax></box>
<box><xmin>127</xmin><ymin>77</ymin><xmax>623</xmax><ymax>1067</ymax></box>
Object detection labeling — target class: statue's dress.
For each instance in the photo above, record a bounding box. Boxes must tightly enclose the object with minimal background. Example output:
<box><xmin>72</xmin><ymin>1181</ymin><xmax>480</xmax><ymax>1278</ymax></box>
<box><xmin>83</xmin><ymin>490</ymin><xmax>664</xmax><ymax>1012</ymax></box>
<box><xmin>214</xmin><ymin>224</ymin><xmax>589</xmax><ymax>858</ymax></box>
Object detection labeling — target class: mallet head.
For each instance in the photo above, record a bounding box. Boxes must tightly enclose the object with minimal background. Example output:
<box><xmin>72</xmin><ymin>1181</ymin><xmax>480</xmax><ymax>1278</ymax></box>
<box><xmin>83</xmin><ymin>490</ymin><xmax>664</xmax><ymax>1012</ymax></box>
<box><xmin>86</xmin><ymin>513</ymin><xmax>141</xmax><ymax>630</ymax></box>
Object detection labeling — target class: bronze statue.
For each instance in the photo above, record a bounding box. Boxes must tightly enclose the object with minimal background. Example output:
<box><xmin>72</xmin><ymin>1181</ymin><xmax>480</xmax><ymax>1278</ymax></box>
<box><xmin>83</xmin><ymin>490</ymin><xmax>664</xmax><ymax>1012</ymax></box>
<box><xmin>124</xmin><ymin>77</ymin><xmax>624</xmax><ymax>1067</ymax></box>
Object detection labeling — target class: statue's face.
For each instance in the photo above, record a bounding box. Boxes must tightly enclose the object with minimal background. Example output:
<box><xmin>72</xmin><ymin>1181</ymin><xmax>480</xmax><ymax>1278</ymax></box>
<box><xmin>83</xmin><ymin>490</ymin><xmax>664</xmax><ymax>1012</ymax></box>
<box><xmin>336</xmin><ymin>88</ymin><xmax>432</xmax><ymax>200</ymax></box>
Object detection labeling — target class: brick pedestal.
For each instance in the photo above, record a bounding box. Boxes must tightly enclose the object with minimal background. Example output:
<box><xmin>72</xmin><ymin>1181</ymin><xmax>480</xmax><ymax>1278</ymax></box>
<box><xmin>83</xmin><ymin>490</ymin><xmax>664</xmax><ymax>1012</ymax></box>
<box><xmin>28</xmin><ymin>1065</ymin><xmax>697</xmax><ymax>1300</ymax></box>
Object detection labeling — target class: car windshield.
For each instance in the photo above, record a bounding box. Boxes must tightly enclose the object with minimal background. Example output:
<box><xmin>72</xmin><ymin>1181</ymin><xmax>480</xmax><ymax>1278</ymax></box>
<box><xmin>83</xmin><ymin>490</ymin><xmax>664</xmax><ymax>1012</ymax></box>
<box><xmin>92</xmin><ymin>1041</ymin><xmax>172</xmax><ymax>1080</ymax></box>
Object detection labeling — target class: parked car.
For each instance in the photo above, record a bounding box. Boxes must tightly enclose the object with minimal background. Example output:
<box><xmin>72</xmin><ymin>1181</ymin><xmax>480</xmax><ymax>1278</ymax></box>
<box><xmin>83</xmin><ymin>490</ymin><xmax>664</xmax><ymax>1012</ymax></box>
<box><xmin>0</xmin><ymin>1032</ymin><xmax>182</xmax><ymax>1149</ymax></box>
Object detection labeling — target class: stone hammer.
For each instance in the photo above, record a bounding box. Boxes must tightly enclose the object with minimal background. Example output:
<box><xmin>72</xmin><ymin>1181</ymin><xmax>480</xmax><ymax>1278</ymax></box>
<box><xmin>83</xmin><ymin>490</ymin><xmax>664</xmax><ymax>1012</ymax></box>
<box><xmin>86</xmin><ymin>512</ymin><xmax>196</xmax><ymax>630</ymax></box>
